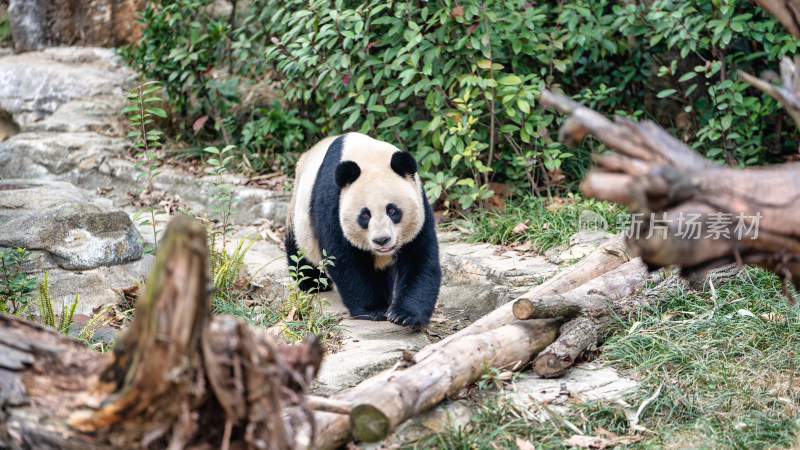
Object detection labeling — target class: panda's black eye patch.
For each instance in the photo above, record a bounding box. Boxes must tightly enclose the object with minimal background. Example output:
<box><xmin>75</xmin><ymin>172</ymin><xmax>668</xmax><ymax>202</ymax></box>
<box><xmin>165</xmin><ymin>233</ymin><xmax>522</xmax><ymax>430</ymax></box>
<box><xmin>358</xmin><ymin>208</ymin><xmax>371</xmax><ymax>229</ymax></box>
<box><xmin>386</xmin><ymin>203</ymin><xmax>402</xmax><ymax>224</ymax></box>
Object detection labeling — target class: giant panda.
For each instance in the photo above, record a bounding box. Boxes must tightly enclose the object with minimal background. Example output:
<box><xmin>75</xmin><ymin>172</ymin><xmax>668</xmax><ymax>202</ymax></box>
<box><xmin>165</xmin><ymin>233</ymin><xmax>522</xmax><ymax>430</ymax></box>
<box><xmin>284</xmin><ymin>132</ymin><xmax>441</xmax><ymax>326</ymax></box>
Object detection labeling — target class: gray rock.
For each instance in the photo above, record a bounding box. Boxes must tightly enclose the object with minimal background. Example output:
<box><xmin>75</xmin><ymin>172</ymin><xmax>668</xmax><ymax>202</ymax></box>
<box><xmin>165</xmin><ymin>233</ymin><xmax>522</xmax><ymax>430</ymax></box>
<box><xmin>0</xmin><ymin>47</ymin><xmax>135</xmax><ymax>127</ymax></box>
<box><xmin>546</xmin><ymin>230</ymin><xmax>615</xmax><ymax>264</ymax></box>
<box><xmin>7</xmin><ymin>0</ymin><xmax>47</xmax><ymax>52</ymax></box>
<box><xmin>26</xmin><ymin>99</ymin><xmax>120</xmax><ymax>134</ymax></box>
<box><xmin>0</xmin><ymin>179</ymin><xmax>142</xmax><ymax>270</ymax></box>
<box><xmin>0</xmin><ymin>131</ymin><xmax>129</xmax><ymax>184</ymax></box>
<box><xmin>313</xmin><ymin>315</ymin><xmax>431</xmax><ymax>394</ymax></box>
<box><xmin>503</xmin><ymin>361</ymin><xmax>638</xmax><ymax>415</ymax></box>
<box><xmin>0</xmin><ymin>131</ymin><xmax>292</xmax><ymax>225</ymax></box>
<box><xmin>438</xmin><ymin>239</ymin><xmax>558</xmax><ymax>317</ymax></box>
<box><xmin>44</xmin><ymin>256</ymin><xmax>152</xmax><ymax>316</ymax></box>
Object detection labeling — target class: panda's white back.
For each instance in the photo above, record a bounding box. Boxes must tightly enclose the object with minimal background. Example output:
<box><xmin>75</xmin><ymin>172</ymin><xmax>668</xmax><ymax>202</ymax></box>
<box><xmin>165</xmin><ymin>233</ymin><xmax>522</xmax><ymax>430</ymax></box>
<box><xmin>290</xmin><ymin>135</ymin><xmax>337</xmax><ymax>264</ymax></box>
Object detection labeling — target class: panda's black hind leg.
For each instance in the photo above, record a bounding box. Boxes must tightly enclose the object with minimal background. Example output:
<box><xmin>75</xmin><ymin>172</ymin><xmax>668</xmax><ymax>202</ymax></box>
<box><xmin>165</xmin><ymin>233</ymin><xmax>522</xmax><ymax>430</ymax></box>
<box><xmin>285</xmin><ymin>230</ymin><xmax>333</xmax><ymax>293</ymax></box>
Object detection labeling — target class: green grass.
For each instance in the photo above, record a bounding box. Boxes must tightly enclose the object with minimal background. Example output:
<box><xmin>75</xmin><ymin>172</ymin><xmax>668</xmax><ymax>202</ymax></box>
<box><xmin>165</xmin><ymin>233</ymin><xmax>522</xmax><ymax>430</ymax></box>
<box><xmin>212</xmin><ymin>294</ymin><xmax>339</xmax><ymax>344</ymax></box>
<box><xmin>454</xmin><ymin>195</ymin><xmax>627</xmax><ymax>253</ymax></box>
<box><xmin>602</xmin><ymin>266</ymin><xmax>800</xmax><ymax>448</ymax></box>
<box><xmin>409</xmin><ymin>267</ymin><xmax>800</xmax><ymax>449</ymax></box>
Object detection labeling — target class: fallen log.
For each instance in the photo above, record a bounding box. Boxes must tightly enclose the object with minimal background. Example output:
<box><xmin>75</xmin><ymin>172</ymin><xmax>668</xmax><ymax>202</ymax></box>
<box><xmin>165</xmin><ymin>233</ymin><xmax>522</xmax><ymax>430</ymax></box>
<box><xmin>511</xmin><ymin>258</ymin><xmax>650</xmax><ymax>378</ymax></box>
<box><xmin>533</xmin><ymin>316</ymin><xmax>601</xmax><ymax>378</ymax></box>
<box><xmin>305</xmin><ymin>245</ymin><xmax>647</xmax><ymax>449</ymax></box>
<box><xmin>0</xmin><ymin>216</ymin><xmax>321</xmax><ymax>449</ymax></box>
<box><xmin>348</xmin><ymin>319</ymin><xmax>562</xmax><ymax>442</ymax></box>
<box><xmin>419</xmin><ymin>233</ymin><xmax>631</xmax><ymax>358</ymax></box>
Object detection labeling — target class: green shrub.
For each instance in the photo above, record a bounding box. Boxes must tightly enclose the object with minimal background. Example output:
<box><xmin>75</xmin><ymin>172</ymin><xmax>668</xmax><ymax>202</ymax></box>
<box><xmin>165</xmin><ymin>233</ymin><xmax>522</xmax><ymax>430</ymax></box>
<box><xmin>0</xmin><ymin>248</ymin><xmax>37</xmax><ymax>315</ymax></box>
<box><xmin>124</xmin><ymin>0</ymin><xmax>800</xmax><ymax>209</ymax></box>
<box><xmin>119</xmin><ymin>0</ymin><xmax>319</xmax><ymax>174</ymax></box>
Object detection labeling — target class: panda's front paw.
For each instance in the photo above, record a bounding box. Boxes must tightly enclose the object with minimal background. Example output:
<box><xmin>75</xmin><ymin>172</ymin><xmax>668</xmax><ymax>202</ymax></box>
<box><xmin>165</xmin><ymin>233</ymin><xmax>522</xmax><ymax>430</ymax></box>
<box><xmin>387</xmin><ymin>307</ymin><xmax>429</xmax><ymax>327</ymax></box>
<box><xmin>350</xmin><ymin>309</ymin><xmax>388</xmax><ymax>321</ymax></box>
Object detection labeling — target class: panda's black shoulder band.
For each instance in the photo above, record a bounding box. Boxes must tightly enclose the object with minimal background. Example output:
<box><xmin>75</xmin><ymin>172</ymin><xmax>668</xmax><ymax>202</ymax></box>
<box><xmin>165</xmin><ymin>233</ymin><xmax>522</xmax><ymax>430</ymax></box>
<box><xmin>391</xmin><ymin>151</ymin><xmax>418</xmax><ymax>178</ymax></box>
<box><xmin>335</xmin><ymin>160</ymin><xmax>361</xmax><ymax>188</ymax></box>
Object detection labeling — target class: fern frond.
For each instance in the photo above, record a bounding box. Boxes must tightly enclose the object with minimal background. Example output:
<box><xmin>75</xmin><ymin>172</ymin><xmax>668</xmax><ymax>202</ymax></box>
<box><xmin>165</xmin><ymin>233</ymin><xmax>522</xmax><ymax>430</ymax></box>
<box><xmin>58</xmin><ymin>294</ymin><xmax>79</xmax><ymax>334</ymax></box>
<box><xmin>78</xmin><ymin>304</ymin><xmax>114</xmax><ymax>342</ymax></box>
<box><xmin>14</xmin><ymin>301</ymin><xmax>30</xmax><ymax>318</ymax></box>
<box><xmin>212</xmin><ymin>234</ymin><xmax>256</xmax><ymax>300</ymax></box>
<box><xmin>37</xmin><ymin>271</ymin><xmax>55</xmax><ymax>327</ymax></box>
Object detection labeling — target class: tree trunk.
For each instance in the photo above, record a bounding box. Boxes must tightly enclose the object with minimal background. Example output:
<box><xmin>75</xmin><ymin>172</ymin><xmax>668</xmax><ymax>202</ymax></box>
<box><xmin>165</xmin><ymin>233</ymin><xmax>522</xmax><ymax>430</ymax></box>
<box><xmin>539</xmin><ymin>90</ymin><xmax>800</xmax><ymax>293</ymax></box>
<box><xmin>0</xmin><ymin>216</ymin><xmax>322</xmax><ymax>449</ymax></box>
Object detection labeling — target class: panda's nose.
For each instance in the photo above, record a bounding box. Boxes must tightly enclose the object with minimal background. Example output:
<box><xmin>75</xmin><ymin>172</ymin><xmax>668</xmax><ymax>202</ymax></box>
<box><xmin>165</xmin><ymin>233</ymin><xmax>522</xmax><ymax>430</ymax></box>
<box><xmin>373</xmin><ymin>236</ymin><xmax>391</xmax><ymax>246</ymax></box>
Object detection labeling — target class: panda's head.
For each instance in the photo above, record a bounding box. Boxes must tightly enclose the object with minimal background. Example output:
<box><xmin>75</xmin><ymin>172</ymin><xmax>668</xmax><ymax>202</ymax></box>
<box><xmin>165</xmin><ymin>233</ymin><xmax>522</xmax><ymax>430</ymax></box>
<box><xmin>335</xmin><ymin>150</ymin><xmax>424</xmax><ymax>258</ymax></box>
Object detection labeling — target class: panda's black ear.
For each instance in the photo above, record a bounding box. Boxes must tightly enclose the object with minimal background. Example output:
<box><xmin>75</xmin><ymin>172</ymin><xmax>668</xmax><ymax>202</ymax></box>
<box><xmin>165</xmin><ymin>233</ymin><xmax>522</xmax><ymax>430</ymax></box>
<box><xmin>391</xmin><ymin>151</ymin><xmax>417</xmax><ymax>178</ymax></box>
<box><xmin>335</xmin><ymin>160</ymin><xmax>361</xmax><ymax>188</ymax></box>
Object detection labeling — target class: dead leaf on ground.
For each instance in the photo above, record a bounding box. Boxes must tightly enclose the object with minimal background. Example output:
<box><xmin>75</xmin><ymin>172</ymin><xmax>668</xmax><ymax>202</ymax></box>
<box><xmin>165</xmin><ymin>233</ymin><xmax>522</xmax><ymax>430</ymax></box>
<box><xmin>545</xmin><ymin>195</ymin><xmax>577</xmax><ymax>211</ymax></box>
<box><xmin>593</xmin><ymin>427</ymin><xmax>643</xmax><ymax>446</ymax></box>
<box><xmin>398</xmin><ymin>349</ymin><xmax>417</xmax><ymax>369</ymax></box>
<box><xmin>284</xmin><ymin>306</ymin><xmax>297</xmax><ymax>322</ymax></box>
<box><xmin>515</xmin><ymin>436</ymin><xmax>536</xmax><ymax>450</ymax></box>
<box><xmin>512</xmin><ymin>240</ymin><xmax>533</xmax><ymax>252</ymax></box>
<box><xmin>759</xmin><ymin>312</ymin><xmax>785</xmax><ymax>323</ymax></box>
<box><xmin>494</xmin><ymin>245</ymin><xmax>513</xmax><ymax>256</ymax></box>
<box><xmin>512</xmin><ymin>219</ymin><xmax>530</xmax><ymax>234</ymax></box>
<box><xmin>266</xmin><ymin>320</ymin><xmax>286</xmax><ymax>339</ymax></box>
<box><xmin>563</xmin><ymin>434</ymin><xmax>611</xmax><ymax>449</ymax></box>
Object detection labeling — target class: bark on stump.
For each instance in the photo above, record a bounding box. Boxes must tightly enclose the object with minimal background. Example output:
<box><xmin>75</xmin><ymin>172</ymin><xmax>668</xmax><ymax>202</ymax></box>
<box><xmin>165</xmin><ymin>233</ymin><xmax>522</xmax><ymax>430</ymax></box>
<box><xmin>0</xmin><ymin>216</ymin><xmax>321</xmax><ymax>449</ymax></box>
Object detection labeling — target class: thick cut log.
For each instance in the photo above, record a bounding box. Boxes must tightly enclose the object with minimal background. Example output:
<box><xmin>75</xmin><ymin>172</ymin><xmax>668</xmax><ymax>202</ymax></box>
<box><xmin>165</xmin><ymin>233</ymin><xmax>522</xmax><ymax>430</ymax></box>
<box><xmin>0</xmin><ymin>216</ymin><xmax>321</xmax><ymax>449</ymax></box>
<box><xmin>512</xmin><ymin>259</ymin><xmax>649</xmax><ymax>321</ymax></box>
<box><xmin>306</xmin><ymin>245</ymin><xmax>647</xmax><ymax>449</ymax></box>
<box><xmin>539</xmin><ymin>89</ymin><xmax>800</xmax><ymax>291</ymax></box>
<box><xmin>347</xmin><ymin>319</ymin><xmax>561</xmax><ymax>442</ymax></box>
<box><xmin>533</xmin><ymin>316</ymin><xmax>602</xmax><ymax>378</ymax></box>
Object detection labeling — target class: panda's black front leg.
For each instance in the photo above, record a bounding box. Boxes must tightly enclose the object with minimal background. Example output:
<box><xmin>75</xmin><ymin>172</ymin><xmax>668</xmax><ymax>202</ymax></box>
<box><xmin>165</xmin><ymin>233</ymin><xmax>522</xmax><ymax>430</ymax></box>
<box><xmin>386</xmin><ymin>226</ymin><xmax>441</xmax><ymax>327</ymax></box>
<box><xmin>328</xmin><ymin>253</ymin><xmax>391</xmax><ymax>321</ymax></box>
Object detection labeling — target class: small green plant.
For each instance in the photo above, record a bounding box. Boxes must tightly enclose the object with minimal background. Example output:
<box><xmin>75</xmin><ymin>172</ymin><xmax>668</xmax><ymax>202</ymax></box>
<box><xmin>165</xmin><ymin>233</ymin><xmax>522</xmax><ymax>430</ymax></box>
<box><xmin>239</xmin><ymin>102</ymin><xmax>318</xmax><ymax>174</ymax></box>
<box><xmin>211</xmin><ymin>248</ymin><xmax>339</xmax><ymax>344</ymax></box>
<box><xmin>208</xmin><ymin>231</ymin><xmax>256</xmax><ymax>303</ymax></box>
<box><xmin>204</xmin><ymin>144</ymin><xmax>242</xmax><ymax>248</ymax></box>
<box><xmin>0</xmin><ymin>247</ymin><xmax>38</xmax><ymax>315</ymax></box>
<box><xmin>122</xmin><ymin>80</ymin><xmax>168</xmax><ymax>255</ymax></box>
<box><xmin>477</xmin><ymin>364</ymin><xmax>504</xmax><ymax>391</ymax></box>
<box><xmin>282</xmin><ymin>249</ymin><xmax>338</xmax><ymax>342</ymax></box>
<box><xmin>77</xmin><ymin>304</ymin><xmax>115</xmax><ymax>343</ymax></box>
<box><xmin>36</xmin><ymin>271</ymin><xmax>79</xmax><ymax>334</ymax></box>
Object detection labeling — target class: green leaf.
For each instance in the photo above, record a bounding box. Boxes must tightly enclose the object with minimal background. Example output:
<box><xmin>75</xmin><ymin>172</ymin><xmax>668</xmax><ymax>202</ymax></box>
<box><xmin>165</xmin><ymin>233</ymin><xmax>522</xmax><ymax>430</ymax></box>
<box><xmin>497</xmin><ymin>75</ymin><xmax>522</xmax><ymax>85</ymax></box>
<box><xmin>145</xmin><ymin>107</ymin><xmax>167</xmax><ymax>118</ymax></box>
<box><xmin>517</xmin><ymin>98</ymin><xmax>531</xmax><ymax>115</ymax></box>
<box><xmin>378</xmin><ymin>116</ymin><xmax>403</xmax><ymax>128</ymax></box>
<box><xmin>656</xmin><ymin>89</ymin><xmax>677</xmax><ymax>98</ymax></box>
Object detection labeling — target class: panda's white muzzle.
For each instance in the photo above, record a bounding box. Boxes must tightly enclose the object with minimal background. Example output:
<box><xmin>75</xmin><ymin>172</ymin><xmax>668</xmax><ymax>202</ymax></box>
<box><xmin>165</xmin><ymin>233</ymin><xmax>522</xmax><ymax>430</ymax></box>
<box><xmin>369</xmin><ymin>218</ymin><xmax>397</xmax><ymax>254</ymax></box>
